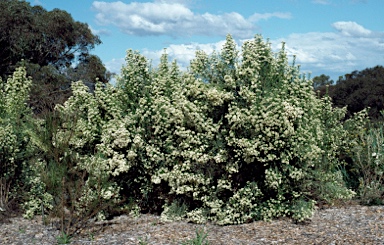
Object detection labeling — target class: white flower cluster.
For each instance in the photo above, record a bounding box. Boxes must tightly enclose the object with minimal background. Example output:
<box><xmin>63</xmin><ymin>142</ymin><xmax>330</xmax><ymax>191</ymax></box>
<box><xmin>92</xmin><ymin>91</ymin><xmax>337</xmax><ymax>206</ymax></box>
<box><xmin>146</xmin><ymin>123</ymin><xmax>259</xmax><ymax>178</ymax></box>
<box><xmin>0</xmin><ymin>124</ymin><xmax>17</xmax><ymax>164</ymax></box>
<box><xmin>215</xmin><ymin>181</ymin><xmax>263</xmax><ymax>225</ymax></box>
<box><xmin>22</xmin><ymin>176</ymin><xmax>54</xmax><ymax>219</ymax></box>
<box><xmin>265</xmin><ymin>168</ymin><xmax>283</xmax><ymax>190</ymax></box>
<box><xmin>3</xmin><ymin>67</ymin><xmax>32</xmax><ymax>118</ymax></box>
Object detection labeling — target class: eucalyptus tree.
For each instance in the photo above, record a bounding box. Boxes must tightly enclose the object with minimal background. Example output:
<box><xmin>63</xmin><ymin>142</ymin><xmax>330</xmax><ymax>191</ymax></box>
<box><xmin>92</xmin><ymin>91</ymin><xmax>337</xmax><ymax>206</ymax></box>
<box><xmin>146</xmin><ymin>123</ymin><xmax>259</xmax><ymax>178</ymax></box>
<box><xmin>0</xmin><ymin>0</ymin><xmax>106</xmax><ymax>115</ymax></box>
<box><xmin>0</xmin><ymin>0</ymin><xmax>100</xmax><ymax>76</ymax></box>
<box><xmin>330</xmin><ymin>66</ymin><xmax>384</xmax><ymax>121</ymax></box>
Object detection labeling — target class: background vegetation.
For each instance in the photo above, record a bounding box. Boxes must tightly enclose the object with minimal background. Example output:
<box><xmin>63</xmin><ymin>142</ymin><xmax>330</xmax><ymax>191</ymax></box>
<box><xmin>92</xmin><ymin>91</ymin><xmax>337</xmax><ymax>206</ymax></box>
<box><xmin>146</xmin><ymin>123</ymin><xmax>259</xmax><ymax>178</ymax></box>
<box><xmin>0</xmin><ymin>0</ymin><xmax>112</xmax><ymax>115</ymax></box>
<box><xmin>314</xmin><ymin>66</ymin><xmax>384</xmax><ymax>121</ymax></box>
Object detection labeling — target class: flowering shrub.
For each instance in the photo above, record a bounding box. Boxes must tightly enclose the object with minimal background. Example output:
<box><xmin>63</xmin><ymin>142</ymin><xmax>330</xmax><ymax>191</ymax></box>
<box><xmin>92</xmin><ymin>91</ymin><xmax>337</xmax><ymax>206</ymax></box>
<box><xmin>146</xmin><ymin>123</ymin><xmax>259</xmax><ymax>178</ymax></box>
<box><xmin>5</xmin><ymin>34</ymin><xmax>367</xmax><ymax>225</ymax></box>
<box><xmin>0</xmin><ymin>67</ymin><xmax>32</xmax><ymax>178</ymax></box>
<box><xmin>22</xmin><ymin>159</ymin><xmax>53</xmax><ymax>219</ymax></box>
<box><xmin>0</xmin><ymin>67</ymin><xmax>38</xmax><ymax>213</ymax></box>
<box><xmin>108</xmin><ymin>34</ymin><xmax>357</xmax><ymax>223</ymax></box>
<box><xmin>50</xmin><ymin>81</ymin><xmax>124</xmax><ymax>223</ymax></box>
<box><xmin>0</xmin><ymin>67</ymin><xmax>54</xmax><ymax>219</ymax></box>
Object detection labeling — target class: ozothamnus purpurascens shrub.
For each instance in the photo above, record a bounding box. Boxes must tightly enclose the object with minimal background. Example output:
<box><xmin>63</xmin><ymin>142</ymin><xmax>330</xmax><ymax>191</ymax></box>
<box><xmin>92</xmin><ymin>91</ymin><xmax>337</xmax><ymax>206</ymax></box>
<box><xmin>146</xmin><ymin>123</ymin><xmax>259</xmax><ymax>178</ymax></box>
<box><xmin>0</xmin><ymin>67</ymin><xmax>53</xmax><ymax>217</ymax></box>
<box><xmin>22</xmin><ymin>78</ymin><xmax>127</xmax><ymax>234</ymax></box>
<box><xmin>41</xmin><ymin>34</ymin><xmax>361</xmax><ymax>225</ymax></box>
<box><xmin>0</xmin><ymin>67</ymin><xmax>32</xmax><ymax>211</ymax></box>
<box><xmin>109</xmin><ymin>34</ymin><xmax>357</xmax><ymax>224</ymax></box>
<box><xmin>50</xmin><ymin>81</ymin><xmax>125</xmax><ymax>223</ymax></box>
<box><xmin>167</xmin><ymin>34</ymin><xmax>356</xmax><ymax>224</ymax></box>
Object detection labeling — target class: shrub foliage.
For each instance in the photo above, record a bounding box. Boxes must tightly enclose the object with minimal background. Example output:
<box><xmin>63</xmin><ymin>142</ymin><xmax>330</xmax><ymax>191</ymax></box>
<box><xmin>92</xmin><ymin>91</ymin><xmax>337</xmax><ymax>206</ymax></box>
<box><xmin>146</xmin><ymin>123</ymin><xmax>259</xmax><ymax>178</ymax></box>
<box><xmin>3</xmin><ymin>34</ymin><xmax>375</xmax><ymax>226</ymax></box>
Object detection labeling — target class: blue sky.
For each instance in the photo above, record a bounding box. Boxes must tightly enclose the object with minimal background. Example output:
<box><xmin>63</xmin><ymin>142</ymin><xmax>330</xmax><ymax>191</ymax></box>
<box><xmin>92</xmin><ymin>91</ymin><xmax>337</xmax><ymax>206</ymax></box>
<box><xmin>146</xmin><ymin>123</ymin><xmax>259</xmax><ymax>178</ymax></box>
<box><xmin>31</xmin><ymin>0</ymin><xmax>384</xmax><ymax>82</ymax></box>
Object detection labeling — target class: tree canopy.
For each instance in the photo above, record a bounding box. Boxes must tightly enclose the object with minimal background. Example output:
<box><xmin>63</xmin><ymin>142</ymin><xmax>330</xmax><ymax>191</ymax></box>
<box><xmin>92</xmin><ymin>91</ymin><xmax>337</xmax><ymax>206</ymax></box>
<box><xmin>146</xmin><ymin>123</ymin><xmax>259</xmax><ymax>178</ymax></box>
<box><xmin>0</xmin><ymin>0</ymin><xmax>109</xmax><ymax>115</ymax></box>
<box><xmin>312</xmin><ymin>74</ymin><xmax>333</xmax><ymax>89</ymax></box>
<box><xmin>326</xmin><ymin>66</ymin><xmax>384</xmax><ymax>121</ymax></box>
<box><xmin>0</xmin><ymin>0</ymin><xmax>101</xmax><ymax>77</ymax></box>
<box><xmin>66</xmin><ymin>54</ymin><xmax>112</xmax><ymax>84</ymax></box>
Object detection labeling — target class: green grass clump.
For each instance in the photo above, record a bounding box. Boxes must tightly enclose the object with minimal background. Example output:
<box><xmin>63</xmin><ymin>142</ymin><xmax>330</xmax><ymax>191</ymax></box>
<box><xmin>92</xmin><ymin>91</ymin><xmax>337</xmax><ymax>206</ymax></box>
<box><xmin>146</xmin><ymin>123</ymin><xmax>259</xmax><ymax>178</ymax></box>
<box><xmin>182</xmin><ymin>228</ymin><xmax>210</xmax><ymax>245</ymax></box>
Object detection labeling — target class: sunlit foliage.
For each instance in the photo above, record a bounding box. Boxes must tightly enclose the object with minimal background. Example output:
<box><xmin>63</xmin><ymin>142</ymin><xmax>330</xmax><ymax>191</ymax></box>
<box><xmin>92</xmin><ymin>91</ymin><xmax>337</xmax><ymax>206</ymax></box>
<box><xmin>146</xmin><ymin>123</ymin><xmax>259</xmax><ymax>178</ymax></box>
<box><xmin>5</xmin><ymin>34</ymin><xmax>371</xmax><ymax>225</ymax></box>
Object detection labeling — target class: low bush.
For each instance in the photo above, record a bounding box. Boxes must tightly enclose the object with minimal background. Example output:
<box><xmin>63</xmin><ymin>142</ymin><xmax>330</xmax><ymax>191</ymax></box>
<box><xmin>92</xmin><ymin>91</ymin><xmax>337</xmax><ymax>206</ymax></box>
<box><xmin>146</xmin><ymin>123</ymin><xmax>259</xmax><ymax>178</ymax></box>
<box><xmin>345</xmin><ymin>118</ymin><xmax>384</xmax><ymax>205</ymax></box>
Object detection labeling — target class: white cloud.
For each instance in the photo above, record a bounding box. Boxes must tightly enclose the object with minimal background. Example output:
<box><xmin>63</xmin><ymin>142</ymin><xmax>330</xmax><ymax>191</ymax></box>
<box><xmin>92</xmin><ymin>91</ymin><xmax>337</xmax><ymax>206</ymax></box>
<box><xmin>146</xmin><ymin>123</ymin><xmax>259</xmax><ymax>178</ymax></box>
<box><xmin>312</xmin><ymin>0</ymin><xmax>330</xmax><ymax>4</ymax></box>
<box><xmin>332</xmin><ymin>21</ymin><xmax>372</xmax><ymax>37</ymax></box>
<box><xmin>109</xmin><ymin>21</ymin><xmax>384</xmax><ymax>81</ymax></box>
<box><xmin>142</xmin><ymin>40</ymin><xmax>227</xmax><ymax>70</ymax></box>
<box><xmin>105</xmin><ymin>58</ymin><xmax>125</xmax><ymax>75</ymax></box>
<box><xmin>89</xmin><ymin>25</ymin><xmax>111</xmax><ymax>36</ymax></box>
<box><xmin>92</xmin><ymin>1</ymin><xmax>290</xmax><ymax>38</ymax></box>
<box><xmin>271</xmin><ymin>22</ymin><xmax>384</xmax><ymax>79</ymax></box>
<box><xmin>153</xmin><ymin>0</ymin><xmax>195</xmax><ymax>5</ymax></box>
<box><xmin>249</xmin><ymin>12</ymin><xmax>292</xmax><ymax>22</ymax></box>
<box><xmin>33</xmin><ymin>0</ymin><xmax>43</xmax><ymax>5</ymax></box>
